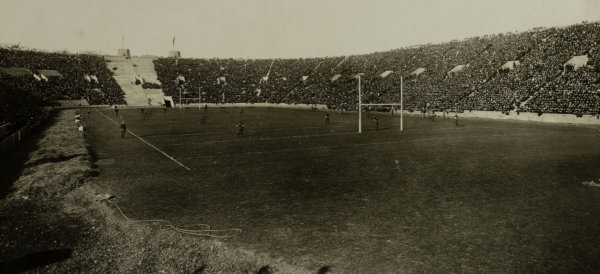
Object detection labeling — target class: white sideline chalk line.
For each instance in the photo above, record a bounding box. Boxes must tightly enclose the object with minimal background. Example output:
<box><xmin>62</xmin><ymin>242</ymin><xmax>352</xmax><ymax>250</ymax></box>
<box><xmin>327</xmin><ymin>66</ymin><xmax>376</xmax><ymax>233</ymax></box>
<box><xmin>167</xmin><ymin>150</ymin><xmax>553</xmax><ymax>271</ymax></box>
<box><xmin>177</xmin><ymin>133</ymin><xmax>533</xmax><ymax>160</ymax></box>
<box><xmin>95</xmin><ymin>109</ymin><xmax>192</xmax><ymax>171</ymax></box>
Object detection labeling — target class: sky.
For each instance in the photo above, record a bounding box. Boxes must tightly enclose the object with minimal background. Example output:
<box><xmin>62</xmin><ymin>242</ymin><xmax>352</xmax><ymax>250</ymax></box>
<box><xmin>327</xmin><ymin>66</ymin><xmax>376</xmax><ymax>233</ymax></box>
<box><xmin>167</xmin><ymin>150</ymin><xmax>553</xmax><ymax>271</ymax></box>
<box><xmin>0</xmin><ymin>0</ymin><xmax>599</xmax><ymax>59</ymax></box>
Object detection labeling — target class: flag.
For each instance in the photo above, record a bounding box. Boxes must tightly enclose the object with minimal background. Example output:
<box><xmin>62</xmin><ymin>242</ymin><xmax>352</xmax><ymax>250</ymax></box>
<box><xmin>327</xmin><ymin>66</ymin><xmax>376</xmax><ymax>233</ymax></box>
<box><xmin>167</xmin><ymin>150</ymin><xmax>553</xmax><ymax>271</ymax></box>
<box><xmin>90</xmin><ymin>75</ymin><xmax>99</xmax><ymax>83</ymax></box>
<box><xmin>121</xmin><ymin>33</ymin><xmax>125</xmax><ymax>45</ymax></box>
<box><xmin>172</xmin><ymin>35</ymin><xmax>175</xmax><ymax>48</ymax></box>
<box><xmin>84</xmin><ymin>75</ymin><xmax>91</xmax><ymax>82</ymax></box>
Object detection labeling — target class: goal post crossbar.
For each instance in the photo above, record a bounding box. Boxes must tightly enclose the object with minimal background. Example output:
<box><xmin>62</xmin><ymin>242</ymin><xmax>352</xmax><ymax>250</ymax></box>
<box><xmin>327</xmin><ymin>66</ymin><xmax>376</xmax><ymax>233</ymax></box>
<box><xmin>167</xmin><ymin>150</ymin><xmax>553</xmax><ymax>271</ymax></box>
<box><xmin>179</xmin><ymin>87</ymin><xmax>203</xmax><ymax>109</ymax></box>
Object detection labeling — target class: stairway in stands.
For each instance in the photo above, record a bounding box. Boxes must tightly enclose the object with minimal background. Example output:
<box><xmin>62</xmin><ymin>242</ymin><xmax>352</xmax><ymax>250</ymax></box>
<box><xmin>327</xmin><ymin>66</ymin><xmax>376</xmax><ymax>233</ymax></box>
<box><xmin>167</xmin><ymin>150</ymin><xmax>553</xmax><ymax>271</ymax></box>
<box><xmin>106</xmin><ymin>56</ymin><xmax>165</xmax><ymax>106</ymax></box>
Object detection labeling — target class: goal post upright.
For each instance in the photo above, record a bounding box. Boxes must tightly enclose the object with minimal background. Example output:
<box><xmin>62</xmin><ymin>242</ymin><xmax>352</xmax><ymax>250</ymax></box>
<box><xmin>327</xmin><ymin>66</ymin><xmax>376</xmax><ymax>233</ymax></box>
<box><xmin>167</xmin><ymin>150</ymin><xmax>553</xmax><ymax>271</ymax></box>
<box><xmin>401</xmin><ymin>76</ymin><xmax>403</xmax><ymax>132</ymax></box>
<box><xmin>358</xmin><ymin>74</ymin><xmax>362</xmax><ymax>133</ymax></box>
<box><xmin>356</xmin><ymin>74</ymin><xmax>404</xmax><ymax>133</ymax></box>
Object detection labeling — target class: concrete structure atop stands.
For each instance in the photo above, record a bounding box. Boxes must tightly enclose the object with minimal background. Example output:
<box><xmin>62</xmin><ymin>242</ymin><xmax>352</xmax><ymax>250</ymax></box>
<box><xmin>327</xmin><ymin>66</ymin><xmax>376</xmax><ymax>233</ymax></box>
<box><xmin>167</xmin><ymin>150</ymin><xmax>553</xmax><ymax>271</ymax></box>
<box><xmin>37</xmin><ymin>70</ymin><xmax>63</xmax><ymax>79</ymax></box>
<box><xmin>168</xmin><ymin>51</ymin><xmax>181</xmax><ymax>58</ymax></box>
<box><xmin>501</xmin><ymin>61</ymin><xmax>520</xmax><ymax>71</ymax></box>
<box><xmin>117</xmin><ymin>49</ymin><xmax>131</xmax><ymax>59</ymax></box>
<box><xmin>448</xmin><ymin>64</ymin><xmax>469</xmax><ymax>77</ymax></box>
<box><xmin>106</xmin><ymin>56</ymin><xmax>165</xmax><ymax>106</ymax></box>
<box><xmin>411</xmin><ymin>68</ymin><xmax>426</xmax><ymax>76</ymax></box>
<box><xmin>0</xmin><ymin>67</ymin><xmax>32</xmax><ymax>77</ymax></box>
<box><xmin>564</xmin><ymin>55</ymin><xmax>588</xmax><ymax>71</ymax></box>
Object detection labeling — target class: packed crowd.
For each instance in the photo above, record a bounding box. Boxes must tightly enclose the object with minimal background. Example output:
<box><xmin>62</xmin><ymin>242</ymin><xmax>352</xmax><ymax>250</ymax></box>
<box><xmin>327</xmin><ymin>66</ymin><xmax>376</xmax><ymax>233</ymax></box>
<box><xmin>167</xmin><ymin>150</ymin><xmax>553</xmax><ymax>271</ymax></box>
<box><xmin>0</xmin><ymin>48</ymin><xmax>126</xmax><ymax>138</ymax></box>
<box><xmin>0</xmin><ymin>48</ymin><xmax>125</xmax><ymax>105</ymax></box>
<box><xmin>155</xmin><ymin>22</ymin><xmax>600</xmax><ymax>115</ymax></box>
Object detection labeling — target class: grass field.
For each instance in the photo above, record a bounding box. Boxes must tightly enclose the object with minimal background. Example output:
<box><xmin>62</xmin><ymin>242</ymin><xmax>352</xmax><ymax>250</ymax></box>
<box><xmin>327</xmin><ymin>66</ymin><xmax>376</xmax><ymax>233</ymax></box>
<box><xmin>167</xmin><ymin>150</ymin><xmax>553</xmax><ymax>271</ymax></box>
<box><xmin>85</xmin><ymin>107</ymin><xmax>600</xmax><ymax>273</ymax></box>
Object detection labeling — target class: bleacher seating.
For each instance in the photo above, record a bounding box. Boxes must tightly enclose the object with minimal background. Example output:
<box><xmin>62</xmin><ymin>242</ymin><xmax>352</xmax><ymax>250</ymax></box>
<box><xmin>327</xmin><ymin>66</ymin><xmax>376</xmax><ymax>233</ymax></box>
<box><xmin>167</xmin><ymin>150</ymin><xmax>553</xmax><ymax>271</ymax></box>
<box><xmin>0</xmin><ymin>48</ymin><xmax>126</xmax><ymax>139</ymax></box>
<box><xmin>154</xmin><ymin>22</ymin><xmax>600</xmax><ymax>115</ymax></box>
<box><xmin>0</xmin><ymin>48</ymin><xmax>125</xmax><ymax>105</ymax></box>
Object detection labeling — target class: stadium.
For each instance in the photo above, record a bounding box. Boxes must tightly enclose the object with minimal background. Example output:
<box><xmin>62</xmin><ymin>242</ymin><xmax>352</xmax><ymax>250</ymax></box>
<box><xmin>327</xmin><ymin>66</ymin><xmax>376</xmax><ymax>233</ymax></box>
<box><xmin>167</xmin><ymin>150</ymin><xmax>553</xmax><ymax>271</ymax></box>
<box><xmin>1</xmin><ymin>0</ymin><xmax>600</xmax><ymax>273</ymax></box>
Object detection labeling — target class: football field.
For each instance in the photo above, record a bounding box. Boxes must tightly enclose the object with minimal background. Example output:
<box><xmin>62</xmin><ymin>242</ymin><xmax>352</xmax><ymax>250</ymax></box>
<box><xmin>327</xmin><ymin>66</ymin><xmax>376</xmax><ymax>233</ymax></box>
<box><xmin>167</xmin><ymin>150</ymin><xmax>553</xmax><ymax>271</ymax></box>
<box><xmin>85</xmin><ymin>107</ymin><xmax>600</xmax><ymax>273</ymax></box>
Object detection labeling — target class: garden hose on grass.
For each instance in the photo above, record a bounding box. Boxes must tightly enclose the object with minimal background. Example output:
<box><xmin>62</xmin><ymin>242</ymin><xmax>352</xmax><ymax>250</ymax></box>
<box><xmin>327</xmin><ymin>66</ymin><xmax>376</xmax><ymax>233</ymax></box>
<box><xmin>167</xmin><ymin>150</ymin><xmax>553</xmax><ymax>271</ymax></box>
<box><xmin>105</xmin><ymin>198</ymin><xmax>242</xmax><ymax>238</ymax></box>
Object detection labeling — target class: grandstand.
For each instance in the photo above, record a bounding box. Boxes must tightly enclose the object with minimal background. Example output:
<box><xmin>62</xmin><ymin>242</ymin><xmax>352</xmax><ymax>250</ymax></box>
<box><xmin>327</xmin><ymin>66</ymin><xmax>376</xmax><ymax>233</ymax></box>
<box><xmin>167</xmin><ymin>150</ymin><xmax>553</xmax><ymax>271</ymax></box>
<box><xmin>1</xmin><ymin>21</ymin><xmax>599</xmax><ymax>136</ymax></box>
<box><xmin>150</xmin><ymin>22</ymin><xmax>600</xmax><ymax>119</ymax></box>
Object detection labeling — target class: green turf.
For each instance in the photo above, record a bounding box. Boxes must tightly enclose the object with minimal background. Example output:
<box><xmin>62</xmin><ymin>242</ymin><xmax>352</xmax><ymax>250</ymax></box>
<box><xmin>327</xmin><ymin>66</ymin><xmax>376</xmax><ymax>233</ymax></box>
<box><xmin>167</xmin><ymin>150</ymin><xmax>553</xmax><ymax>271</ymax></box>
<box><xmin>85</xmin><ymin>107</ymin><xmax>600</xmax><ymax>273</ymax></box>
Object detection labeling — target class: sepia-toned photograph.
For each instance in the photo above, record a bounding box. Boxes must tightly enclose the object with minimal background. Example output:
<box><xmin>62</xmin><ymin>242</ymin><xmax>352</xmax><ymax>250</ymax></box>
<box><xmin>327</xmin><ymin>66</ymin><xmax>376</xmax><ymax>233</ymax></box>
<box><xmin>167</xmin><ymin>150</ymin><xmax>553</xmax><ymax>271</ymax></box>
<box><xmin>1</xmin><ymin>0</ymin><xmax>600</xmax><ymax>272</ymax></box>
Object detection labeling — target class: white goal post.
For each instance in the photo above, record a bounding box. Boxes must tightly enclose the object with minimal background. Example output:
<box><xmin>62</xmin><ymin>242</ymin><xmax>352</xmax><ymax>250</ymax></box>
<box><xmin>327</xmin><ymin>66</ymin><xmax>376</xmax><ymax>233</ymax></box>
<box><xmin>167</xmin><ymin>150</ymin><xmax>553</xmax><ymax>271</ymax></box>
<box><xmin>357</xmin><ymin>75</ymin><xmax>403</xmax><ymax>133</ymax></box>
<box><xmin>179</xmin><ymin>87</ymin><xmax>203</xmax><ymax>109</ymax></box>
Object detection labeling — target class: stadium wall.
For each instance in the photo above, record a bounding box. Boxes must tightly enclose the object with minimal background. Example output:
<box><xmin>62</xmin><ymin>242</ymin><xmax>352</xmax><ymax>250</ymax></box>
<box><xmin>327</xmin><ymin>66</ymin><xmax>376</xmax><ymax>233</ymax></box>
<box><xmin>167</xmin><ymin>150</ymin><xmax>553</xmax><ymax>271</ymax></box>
<box><xmin>424</xmin><ymin>110</ymin><xmax>600</xmax><ymax>125</ymax></box>
<box><xmin>178</xmin><ymin>103</ymin><xmax>328</xmax><ymax>110</ymax></box>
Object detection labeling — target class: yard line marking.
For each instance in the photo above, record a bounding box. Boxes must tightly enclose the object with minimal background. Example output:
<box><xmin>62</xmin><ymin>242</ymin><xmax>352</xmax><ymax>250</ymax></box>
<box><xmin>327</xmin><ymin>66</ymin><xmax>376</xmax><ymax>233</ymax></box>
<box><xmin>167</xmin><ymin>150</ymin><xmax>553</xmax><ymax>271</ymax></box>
<box><xmin>168</xmin><ymin>130</ymin><xmax>384</xmax><ymax>146</ymax></box>
<box><xmin>95</xmin><ymin>109</ymin><xmax>191</xmax><ymax>171</ymax></box>
<box><xmin>144</xmin><ymin>125</ymin><xmax>350</xmax><ymax>139</ymax></box>
<box><xmin>168</xmin><ymin>125</ymin><xmax>510</xmax><ymax>147</ymax></box>
<box><xmin>150</xmin><ymin>124</ymin><xmax>498</xmax><ymax>141</ymax></box>
<box><xmin>177</xmin><ymin>132</ymin><xmax>533</xmax><ymax>160</ymax></box>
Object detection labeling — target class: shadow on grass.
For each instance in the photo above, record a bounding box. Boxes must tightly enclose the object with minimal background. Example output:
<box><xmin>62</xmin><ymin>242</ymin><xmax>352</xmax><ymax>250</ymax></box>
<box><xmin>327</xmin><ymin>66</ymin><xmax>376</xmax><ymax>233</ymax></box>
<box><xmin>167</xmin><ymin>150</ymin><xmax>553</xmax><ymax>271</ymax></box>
<box><xmin>0</xmin><ymin>248</ymin><xmax>72</xmax><ymax>273</ymax></box>
<box><xmin>0</xmin><ymin>113</ymin><xmax>57</xmax><ymax>200</ymax></box>
<box><xmin>22</xmin><ymin>154</ymin><xmax>85</xmax><ymax>169</ymax></box>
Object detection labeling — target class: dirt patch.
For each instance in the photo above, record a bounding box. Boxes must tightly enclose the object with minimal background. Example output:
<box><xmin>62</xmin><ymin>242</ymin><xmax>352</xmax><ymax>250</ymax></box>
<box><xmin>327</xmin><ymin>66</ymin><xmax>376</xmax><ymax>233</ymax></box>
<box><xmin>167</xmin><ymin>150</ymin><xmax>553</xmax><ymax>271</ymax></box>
<box><xmin>0</xmin><ymin>109</ymin><xmax>309</xmax><ymax>273</ymax></box>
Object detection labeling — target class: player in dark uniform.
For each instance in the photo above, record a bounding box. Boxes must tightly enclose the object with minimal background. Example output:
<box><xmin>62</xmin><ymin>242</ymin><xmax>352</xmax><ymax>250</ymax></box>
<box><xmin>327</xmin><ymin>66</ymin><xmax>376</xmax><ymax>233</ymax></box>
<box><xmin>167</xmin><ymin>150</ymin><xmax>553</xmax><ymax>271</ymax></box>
<box><xmin>455</xmin><ymin>113</ymin><xmax>459</xmax><ymax>127</ymax></box>
<box><xmin>87</xmin><ymin>109</ymin><xmax>91</xmax><ymax>118</ymax></box>
<box><xmin>325</xmin><ymin>113</ymin><xmax>330</xmax><ymax>125</ymax></box>
<box><xmin>114</xmin><ymin>105</ymin><xmax>119</xmax><ymax>116</ymax></box>
<box><xmin>429</xmin><ymin>110</ymin><xmax>437</xmax><ymax>122</ymax></box>
<box><xmin>204</xmin><ymin>104</ymin><xmax>208</xmax><ymax>112</ymax></box>
<box><xmin>374</xmin><ymin>116</ymin><xmax>379</xmax><ymax>130</ymax></box>
<box><xmin>120</xmin><ymin>117</ymin><xmax>126</xmax><ymax>138</ymax></box>
<box><xmin>236</xmin><ymin>121</ymin><xmax>245</xmax><ymax>136</ymax></box>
